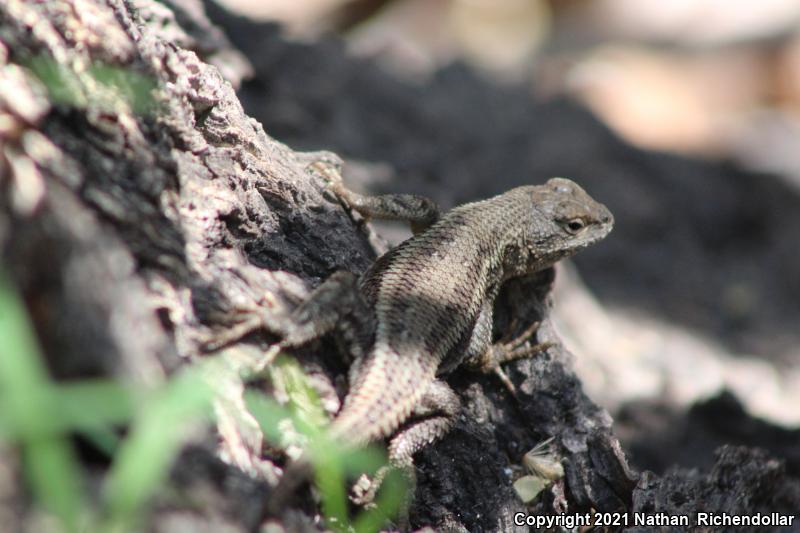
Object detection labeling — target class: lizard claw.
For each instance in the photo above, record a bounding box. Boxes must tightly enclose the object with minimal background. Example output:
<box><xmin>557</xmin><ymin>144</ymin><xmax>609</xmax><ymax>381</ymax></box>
<box><xmin>350</xmin><ymin>472</ymin><xmax>380</xmax><ymax>508</ymax></box>
<box><xmin>305</xmin><ymin>156</ymin><xmax>362</xmax><ymax>219</ymax></box>
<box><xmin>196</xmin><ymin>314</ymin><xmax>266</xmax><ymax>353</ymax></box>
<box><xmin>494</xmin><ymin>318</ymin><xmax>555</xmax><ymax>365</ymax></box>
<box><xmin>478</xmin><ymin>319</ymin><xmax>555</xmax><ymax>396</ymax></box>
<box><xmin>493</xmin><ymin>365</ymin><xmax>519</xmax><ymax>397</ymax></box>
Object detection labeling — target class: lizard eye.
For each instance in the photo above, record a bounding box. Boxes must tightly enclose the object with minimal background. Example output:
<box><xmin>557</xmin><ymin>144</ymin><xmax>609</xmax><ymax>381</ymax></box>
<box><xmin>562</xmin><ymin>218</ymin><xmax>586</xmax><ymax>234</ymax></box>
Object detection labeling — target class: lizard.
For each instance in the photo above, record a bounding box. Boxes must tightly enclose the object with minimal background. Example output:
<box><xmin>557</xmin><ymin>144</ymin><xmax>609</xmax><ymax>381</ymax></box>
<box><xmin>248</xmin><ymin>156</ymin><xmax>614</xmax><ymax>517</ymax></box>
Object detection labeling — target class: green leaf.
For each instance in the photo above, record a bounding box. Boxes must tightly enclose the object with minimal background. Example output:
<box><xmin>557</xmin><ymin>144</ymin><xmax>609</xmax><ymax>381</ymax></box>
<box><xmin>512</xmin><ymin>475</ymin><xmax>549</xmax><ymax>503</ymax></box>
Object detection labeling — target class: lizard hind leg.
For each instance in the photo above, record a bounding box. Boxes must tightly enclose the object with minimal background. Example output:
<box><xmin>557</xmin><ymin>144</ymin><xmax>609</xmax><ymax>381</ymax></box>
<box><xmin>350</xmin><ymin>379</ymin><xmax>460</xmax><ymax>508</ymax></box>
<box><xmin>201</xmin><ymin>270</ymin><xmax>373</xmax><ymax>369</ymax></box>
<box><xmin>306</xmin><ymin>155</ymin><xmax>441</xmax><ymax>235</ymax></box>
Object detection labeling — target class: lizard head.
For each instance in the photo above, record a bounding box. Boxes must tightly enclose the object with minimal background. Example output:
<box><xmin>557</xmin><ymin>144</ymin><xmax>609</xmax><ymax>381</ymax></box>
<box><xmin>521</xmin><ymin>177</ymin><xmax>614</xmax><ymax>264</ymax></box>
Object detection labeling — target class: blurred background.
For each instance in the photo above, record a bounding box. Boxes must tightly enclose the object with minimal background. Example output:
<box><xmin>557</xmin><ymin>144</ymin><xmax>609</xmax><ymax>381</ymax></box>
<box><xmin>216</xmin><ymin>0</ymin><xmax>800</xmax><ymax>174</ymax></box>
<box><xmin>205</xmin><ymin>0</ymin><xmax>800</xmax><ymax>475</ymax></box>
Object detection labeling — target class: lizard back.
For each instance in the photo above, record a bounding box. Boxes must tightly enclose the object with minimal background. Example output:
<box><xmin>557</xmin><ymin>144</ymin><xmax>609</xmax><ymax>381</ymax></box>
<box><xmin>329</xmin><ymin>191</ymin><xmax>539</xmax><ymax>445</ymax></box>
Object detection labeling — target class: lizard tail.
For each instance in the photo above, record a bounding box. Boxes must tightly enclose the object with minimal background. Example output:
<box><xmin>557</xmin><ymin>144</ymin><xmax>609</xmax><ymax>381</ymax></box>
<box><xmin>264</xmin><ymin>346</ymin><xmax>435</xmax><ymax>517</ymax></box>
<box><xmin>327</xmin><ymin>344</ymin><xmax>438</xmax><ymax>447</ymax></box>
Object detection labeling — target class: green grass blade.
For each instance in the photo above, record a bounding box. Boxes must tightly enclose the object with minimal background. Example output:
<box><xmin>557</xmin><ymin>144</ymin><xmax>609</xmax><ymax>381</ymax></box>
<box><xmin>0</xmin><ymin>270</ymin><xmax>87</xmax><ymax>532</ymax></box>
<box><xmin>103</xmin><ymin>369</ymin><xmax>213</xmax><ymax>528</ymax></box>
<box><xmin>243</xmin><ymin>390</ymin><xmax>296</xmax><ymax>443</ymax></box>
<box><xmin>312</xmin><ymin>441</ymin><xmax>348</xmax><ymax>530</ymax></box>
<box><xmin>52</xmin><ymin>381</ymin><xmax>134</xmax><ymax>433</ymax></box>
<box><xmin>245</xmin><ymin>367</ymin><xmax>404</xmax><ymax>533</ymax></box>
<box><xmin>23</xmin><ymin>437</ymin><xmax>86</xmax><ymax>532</ymax></box>
<box><xmin>0</xmin><ymin>271</ymin><xmax>50</xmax><ymax>397</ymax></box>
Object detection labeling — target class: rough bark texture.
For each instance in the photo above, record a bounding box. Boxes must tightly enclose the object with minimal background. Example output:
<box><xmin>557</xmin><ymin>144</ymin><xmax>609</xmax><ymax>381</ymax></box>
<box><xmin>1</xmin><ymin>1</ymin><xmax>798</xmax><ymax>532</ymax></box>
<box><xmin>0</xmin><ymin>0</ymin><xmax>373</xmax><ymax>529</ymax></box>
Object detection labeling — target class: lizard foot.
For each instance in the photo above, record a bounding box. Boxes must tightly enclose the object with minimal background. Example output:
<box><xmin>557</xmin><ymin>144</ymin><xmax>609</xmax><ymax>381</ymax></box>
<box><xmin>351</xmin><ymin>466</ymin><xmax>413</xmax><ymax>531</ymax></box>
<box><xmin>305</xmin><ymin>152</ymin><xmax>440</xmax><ymax>234</ymax></box>
<box><xmin>480</xmin><ymin>320</ymin><xmax>555</xmax><ymax>395</ymax></box>
<box><xmin>350</xmin><ymin>462</ymin><xmax>408</xmax><ymax>507</ymax></box>
<box><xmin>196</xmin><ymin>313</ymin><xmax>267</xmax><ymax>353</ymax></box>
<box><xmin>350</xmin><ymin>471</ymin><xmax>383</xmax><ymax>508</ymax></box>
<box><xmin>304</xmin><ymin>153</ymin><xmax>352</xmax><ymax>205</ymax></box>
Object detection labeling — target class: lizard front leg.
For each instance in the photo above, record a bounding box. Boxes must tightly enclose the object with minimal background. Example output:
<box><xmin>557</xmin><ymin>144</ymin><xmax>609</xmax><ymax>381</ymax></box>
<box><xmin>463</xmin><ymin>301</ymin><xmax>553</xmax><ymax>395</ymax></box>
